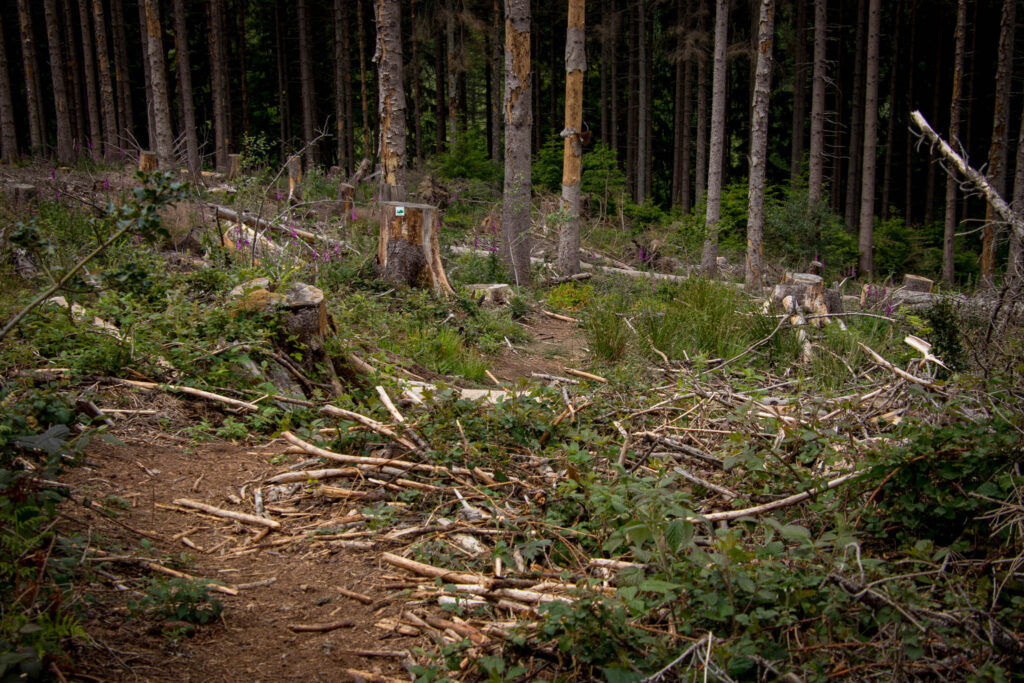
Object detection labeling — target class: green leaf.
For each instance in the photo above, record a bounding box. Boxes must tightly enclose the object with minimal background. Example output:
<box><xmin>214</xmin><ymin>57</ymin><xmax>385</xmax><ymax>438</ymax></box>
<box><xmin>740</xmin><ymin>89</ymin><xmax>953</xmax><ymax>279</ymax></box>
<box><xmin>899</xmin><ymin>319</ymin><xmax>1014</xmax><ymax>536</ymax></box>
<box><xmin>664</xmin><ymin>519</ymin><xmax>693</xmax><ymax>552</ymax></box>
<box><xmin>602</xmin><ymin>667</ymin><xmax>643</xmax><ymax>683</ymax></box>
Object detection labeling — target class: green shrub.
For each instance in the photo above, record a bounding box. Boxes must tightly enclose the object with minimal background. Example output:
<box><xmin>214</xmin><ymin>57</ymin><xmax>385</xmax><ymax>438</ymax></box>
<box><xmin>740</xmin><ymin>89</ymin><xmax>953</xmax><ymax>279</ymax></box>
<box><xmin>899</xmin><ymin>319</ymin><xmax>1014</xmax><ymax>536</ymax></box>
<box><xmin>434</xmin><ymin>134</ymin><xmax>500</xmax><ymax>183</ymax></box>
<box><xmin>129</xmin><ymin>577</ymin><xmax>223</xmax><ymax>625</ymax></box>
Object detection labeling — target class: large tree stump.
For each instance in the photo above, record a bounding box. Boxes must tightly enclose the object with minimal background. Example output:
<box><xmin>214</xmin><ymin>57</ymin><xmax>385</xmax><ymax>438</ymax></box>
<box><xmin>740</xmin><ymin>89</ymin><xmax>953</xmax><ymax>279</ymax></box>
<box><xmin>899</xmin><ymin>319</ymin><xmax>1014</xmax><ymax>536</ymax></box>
<box><xmin>4</xmin><ymin>184</ymin><xmax>39</xmax><ymax>204</ymax></box>
<box><xmin>287</xmin><ymin>155</ymin><xmax>302</xmax><ymax>203</ymax></box>
<box><xmin>376</xmin><ymin>201</ymin><xmax>454</xmax><ymax>295</ymax></box>
<box><xmin>139</xmin><ymin>151</ymin><xmax>157</xmax><ymax>172</ymax></box>
<box><xmin>227</xmin><ymin>153</ymin><xmax>242</xmax><ymax>179</ymax></box>
<box><xmin>903</xmin><ymin>274</ymin><xmax>934</xmax><ymax>293</ymax></box>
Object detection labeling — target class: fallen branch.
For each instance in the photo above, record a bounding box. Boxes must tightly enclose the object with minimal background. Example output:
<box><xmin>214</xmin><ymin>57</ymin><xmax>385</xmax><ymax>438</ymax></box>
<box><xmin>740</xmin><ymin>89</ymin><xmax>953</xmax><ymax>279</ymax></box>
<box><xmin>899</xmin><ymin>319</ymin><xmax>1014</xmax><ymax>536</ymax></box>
<box><xmin>172</xmin><ymin>498</ymin><xmax>281</xmax><ymax>529</ymax></box>
<box><xmin>336</xmin><ymin>586</ymin><xmax>374</xmax><ymax>604</ymax></box>
<box><xmin>118</xmin><ymin>379</ymin><xmax>259</xmax><ymax>412</ymax></box>
<box><xmin>381</xmin><ymin>552</ymin><xmax>493</xmax><ymax>588</ymax></box>
<box><xmin>280</xmin><ymin>431</ymin><xmax>443</xmax><ymax>474</ymax></box>
<box><xmin>320</xmin><ymin>404</ymin><xmax>418</xmax><ymax>451</ymax></box>
<box><xmin>858</xmin><ymin>343</ymin><xmax>935</xmax><ymax>388</ymax></box>
<box><xmin>565</xmin><ymin>368</ymin><xmax>608</xmax><ymax>383</ymax></box>
<box><xmin>699</xmin><ymin>472</ymin><xmax>859</xmax><ymax>523</ymax></box>
<box><xmin>265</xmin><ymin>468</ymin><xmax>360</xmax><ymax>484</ymax></box>
<box><xmin>541</xmin><ymin>309</ymin><xmax>580</xmax><ymax>323</ymax></box>
<box><xmin>287</xmin><ymin>619</ymin><xmax>355</xmax><ymax>633</ymax></box>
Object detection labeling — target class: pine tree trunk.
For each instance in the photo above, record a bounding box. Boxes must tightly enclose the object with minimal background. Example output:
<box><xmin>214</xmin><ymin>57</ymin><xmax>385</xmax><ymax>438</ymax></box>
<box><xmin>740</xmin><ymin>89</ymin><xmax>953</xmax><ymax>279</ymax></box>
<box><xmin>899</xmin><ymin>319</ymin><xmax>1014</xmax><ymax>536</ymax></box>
<box><xmin>610</xmin><ymin>8</ymin><xmax>619</xmax><ymax>155</ymax></box>
<box><xmin>903</xmin><ymin>0</ymin><xmax>917</xmax><ymax>223</ymax></box>
<box><xmin>981</xmin><ymin>0</ymin><xmax>1015</xmax><ymax>287</ymax></box>
<box><xmin>502</xmin><ymin>0</ymin><xmax>532</xmax><ymax>286</ymax></box>
<box><xmin>142</xmin><ymin>0</ymin><xmax>174</xmax><ymax>168</ymax></box>
<box><xmin>209</xmin><ymin>0</ymin><xmax>230</xmax><ymax>171</ymax></box>
<box><xmin>789</xmin><ymin>0</ymin><xmax>807</xmax><ymax>183</ymax></box>
<box><xmin>334</xmin><ymin>0</ymin><xmax>348</xmax><ymax>171</ymax></box>
<box><xmin>92</xmin><ymin>0</ymin><xmax>119</xmax><ymax>158</ymax></box>
<box><xmin>636</xmin><ymin>0</ymin><xmax>649</xmax><ymax>203</ymax></box>
<box><xmin>746</xmin><ymin>0</ymin><xmax>773</xmax><ymax>291</ymax></box>
<box><xmin>434</xmin><ymin>24</ymin><xmax>445</xmax><ymax>153</ymax></box>
<box><xmin>672</xmin><ymin>0</ymin><xmax>692</xmax><ymax>211</ymax></box>
<box><xmin>626</xmin><ymin>10</ymin><xmax>637</xmax><ymax>198</ymax></box>
<box><xmin>274</xmin><ymin>0</ymin><xmax>289</xmax><ymax>159</ymax></box>
<box><xmin>413</xmin><ymin>0</ymin><xmax>425</xmax><ymax>164</ymax></box>
<box><xmin>343</xmin><ymin>7</ymin><xmax>355</xmax><ymax>171</ymax></box>
<box><xmin>76</xmin><ymin>0</ymin><xmax>101</xmax><ymax>158</ymax></box>
<box><xmin>375</xmin><ymin>0</ymin><xmax>407</xmax><ymax>200</ymax></box>
<box><xmin>60</xmin><ymin>0</ymin><xmax>87</xmax><ymax>149</ymax></box>
<box><xmin>844</xmin><ymin>0</ymin><xmax>867</xmax><ymax>231</ymax></box>
<box><xmin>357</xmin><ymin>0</ymin><xmax>372</xmax><ymax>158</ymax></box>
<box><xmin>490</xmin><ymin>0</ymin><xmax>502</xmax><ymax>163</ymax></box>
<box><xmin>808</xmin><ymin>0</ymin><xmax>826</xmax><ymax>202</ymax></box>
<box><xmin>173</xmin><ymin>0</ymin><xmax>200</xmax><ymax>173</ymax></box>
<box><xmin>238</xmin><ymin>5</ymin><xmax>249</xmax><ymax>138</ymax></box>
<box><xmin>923</xmin><ymin>42</ymin><xmax>941</xmax><ymax>225</ymax></box>
<box><xmin>137</xmin><ymin>0</ymin><xmax>154</xmax><ymax>147</ymax></box>
<box><xmin>446</xmin><ymin>0</ymin><xmax>458</xmax><ymax>147</ymax></box>
<box><xmin>943</xmin><ymin>0</ymin><xmax>967</xmax><ymax>285</ymax></box>
<box><xmin>599</xmin><ymin>0</ymin><xmax>610</xmax><ymax>148</ymax></box>
<box><xmin>558</xmin><ymin>0</ymin><xmax>586</xmax><ymax>276</ymax></box>
<box><xmin>110</xmin><ymin>0</ymin><xmax>132</xmax><ymax>139</ymax></box>
<box><xmin>0</xmin><ymin>12</ymin><xmax>18</xmax><ymax>162</ymax></box>
<box><xmin>1010</xmin><ymin>95</ymin><xmax>1024</xmax><ymax>281</ymax></box>
<box><xmin>880</xmin><ymin>0</ymin><xmax>901</xmax><ymax>221</ymax></box>
<box><xmin>695</xmin><ymin>0</ymin><xmax>709</xmax><ymax>204</ymax></box>
<box><xmin>17</xmin><ymin>0</ymin><xmax>44</xmax><ymax>153</ymax></box>
<box><xmin>856</xmin><ymin>0</ymin><xmax>881</xmax><ymax>278</ymax></box>
<box><xmin>44</xmin><ymin>0</ymin><xmax>75</xmax><ymax>162</ymax></box>
<box><xmin>297</xmin><ymin>0</ymin><xmax>317</xmax><ymax>167</ymax></box>
<box><xmin>700</xmin><ymin>0</ymin><xmax>729</xmax><ymax>277</ymax></box>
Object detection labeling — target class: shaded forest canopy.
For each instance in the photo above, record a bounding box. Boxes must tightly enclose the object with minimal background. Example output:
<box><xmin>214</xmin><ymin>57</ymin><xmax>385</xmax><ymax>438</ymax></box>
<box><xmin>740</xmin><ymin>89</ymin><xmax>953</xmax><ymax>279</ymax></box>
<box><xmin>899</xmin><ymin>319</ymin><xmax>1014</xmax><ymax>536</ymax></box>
<box><xmin>0</xmin><ymin>0</ymin><xmax>1021</xmax><ymax>282</ymax></box>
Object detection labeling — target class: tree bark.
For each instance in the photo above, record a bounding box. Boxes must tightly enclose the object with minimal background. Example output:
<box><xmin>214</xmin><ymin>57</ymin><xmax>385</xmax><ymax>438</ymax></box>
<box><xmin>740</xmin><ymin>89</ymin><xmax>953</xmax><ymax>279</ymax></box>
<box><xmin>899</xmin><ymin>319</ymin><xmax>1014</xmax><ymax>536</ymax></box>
<box><xmin>789</xmin><ymin>0</ymin><xmax>807</xmax><ymax>183</ymax></box>
<box><xmin>76</xmin><ymin>0</ymin><xmax>102</xmax><ymax>159</ymax></box>
<box><xmin>17</xmin><ymin>0</ymin><xmax>44</xmax><ymax>153</ymax></box>
<box><xmin>434</xmin><ymin>19</ymin><xmax>446</xmax><ymax>153</ymax></box>
<box><xmin>357</xmin><ymin>0</ymin><xmax>372</xmax><ymax>158</ymax></box>
<box><xmin>297</xmin><ymin>0</ymin><xmax>318</xmax><ymax>167</ymax></box>
<box><xmin>610</xmin><ymin>7</ymin><xmax>619</xmax><ymax>155</ymax></box>
<box><xmin>0</xmin><ymin>11</ymin><xmax>18</xmax><ymax>162</ymax></box>
<box><xmin>600</xmin><ymin>0</ymin><xmax>610</xmax><ymax>148</ymax></box>
<box><xmin>856</xmin><ymin>0</ymin><xmax>881</xmax><ymax>278</ymax></box>
<box><xmin>490</xmin><ymin>0</ymin><xmax>502</xmax><ymax>163</ymax></box>
<box><xmin>746</xmin><ymin>0</ymin><xmax>774</xmax><ymax>291</ymax></box>
<box><xmin>375</xmin><ymin>0</ymin><xmax>407</xmax><ymax>200</ymax></box>
<box><xmin>172</xmin><ymin>0</ymin><xmax>200</xmax><ymax>173</ymax></box>
<box><xmin>334</xmin><ymin>0</ymin><xmax>349</xmax><ymax>171</ymax></box>
<box><xmin>109</xmin><ymin>0</ymin><xmax>132</xmax><ymax>139</ymax></box>
<box><xmin>903</xmin><ymin>0</ymin><xmax>917</xmax><ymax>223</ymax></box>
<box><xmin>626</xmin><ymin>8</ymin><xmax>637</xmax><ymax>196</ymax></box>
<box><xmin>807</xmin><ymin>0</ymin><xmax>826</xmax><ymax>202</ymax></box>
<box><xmin>844</xmin><ymin>0</ymin><xmax>867</xmax><ymax>232</ymax></box>
<box><xmin>943</xmin><ymin>0</ymin><xmax>967</xmax><ymax>286</ymax></box>
<box><xmin>137</xmin><ymin>0</ymin><xmax>154</xmax><ymax>147</ymax></box>
<box><xmin>695</xmin><ymin>0</ymin><xmax>709</xmax><ymax>205</ymax></box>
<box><xmin>60</xmin><ymin>0</ymin><xmax>86</xmax><ymax>149</ymax></box>
<box><xmin>208</xmin><ymin>0</ymin><xmax>230</xmax><ymax>171</ymax></box>
<box><xmin>446</xmin><ymin>0</ymin><xmax>458</xmax><ymax>147</ymax></box>
<box><xmin>558</xmin><ymin>0</ymin><xmax>586</xmax><ymax>276</ymax></box>
<box><xmin>636</xmin><ymin>0</ymin><xmax>649</xmax><ymax>202</ymax></box>
<box><xmin>376</xmin><ymin>202</ymin><xmax>453</xmax><ymax>295</ymax></box>
<box><xmin>982</xmin><ymin>0</ymin><xmax>1015</xmax><ymax>287</ymax></box>
<box><xmin>274</xmin><ymin>0</ymin><xmax>288</xmax><ymax>159</ymax></box>
<box><xmin>700</xmin><ymin>0</ymin><xmax>729</xmax><ymax>278</ymax></box>
<box><xmin>1010</xmin><ymin>95</ymin><xmax>1024</xmax><ymax>281</ymax></box>
<box><xmin>502</xmin><ymin>0</ymin><xmax>532</xmax><ymax>286</ymax></box>
<box><xmin>412</xmin><ymin>0</ymin><xmax>424</xmax><ymax>164</ymax></box>
<box><xmin>92</xmin><ymin>0</ymin><xmax>119</xmax><ymax>158</ymax></box>
<box><xmin>880</xmin><ymin>0</ymin><xmax>901</xmax><ymax>221</ymax></box>
<box><xmin>142</xmin><ymin>0</ymin><xmax>174</xmax><ymax>168</ymax></box>
<box><xmin>43</xmin><ymin>0</ymin><xmax>75</xmax><ymax>162</ymax></box>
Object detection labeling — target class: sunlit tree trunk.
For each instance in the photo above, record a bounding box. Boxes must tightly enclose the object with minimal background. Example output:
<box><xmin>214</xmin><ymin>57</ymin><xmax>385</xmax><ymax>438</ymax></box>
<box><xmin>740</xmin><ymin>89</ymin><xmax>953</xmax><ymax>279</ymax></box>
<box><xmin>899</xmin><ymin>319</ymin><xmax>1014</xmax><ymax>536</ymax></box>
<box><xmin>856</xmin><ymin>0</ymin><xmax>880</xmax><ymax>278</ymax></box>
<box><xmin>44</xmin><ymin>0</ymin><xmax>75</xmax><ymax>162</ymax></box>
<box><xmin>746</xmin><ymin>0</ymin><xmax>773</xmax><ymax>291</ymax></box>
<box><xmin>0</xmin><ymin>11</ymin><xmax>18</xmax><ymax>162</ymax></box>
<box><xmin>700</xmin><ymin>0</ymin><xmax>729</xmax><ymax>277</ymax></box>
<box><xmin>173</xmin><ymin>0</ymin><xmax>200</xmax><ymax>173</ymax></box>
<box><xmin>17</xmin><ymin>0</ymin><xmax>44</xmax><ymax>153</ymax></box>
<box><xmin>807</xmin><ymin>0</ymin><xmax>826</xmax><ymax>202</ymax></box>
<box><xmin>982</xmin><ymin>0</ymin><xmax>1015</xmax><ymax>287</ymax></box>
<box><xmin>558</xmin><ymin>0</ymin><xmax>586</xmax><ymax>276</ymax></box>
<box><xmin>375</xmin><ymin>0</ymin><xmax>407</xmax><ymax>200</ymax></box>
<box><xmin>502</xmin><ymin>0</ymin><xmax>532</xmax><ymax>286</ymax></box>
<box><xmin>943</xmin><ymin>0</ymin><xmax>967</xmax><ymax>285</ymax></box>
<box><xmin>143</xmin><ymin>0</ymin><xmax>174</xmax><ymax>168</ymax></box>
<box><xmin>92</xmin><ymin>0</ymin><xmax>119</xmax><ymax>158</ymax></box>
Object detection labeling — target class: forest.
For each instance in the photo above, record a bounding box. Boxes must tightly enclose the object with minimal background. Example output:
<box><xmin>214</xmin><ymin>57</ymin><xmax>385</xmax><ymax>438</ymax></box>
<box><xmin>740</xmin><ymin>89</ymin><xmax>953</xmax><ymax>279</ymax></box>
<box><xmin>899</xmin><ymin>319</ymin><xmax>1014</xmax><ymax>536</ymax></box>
<box><xmin>1</xmin><ymin>0</ymin><xmax>1023</xmax><ymax>681</ymax></box>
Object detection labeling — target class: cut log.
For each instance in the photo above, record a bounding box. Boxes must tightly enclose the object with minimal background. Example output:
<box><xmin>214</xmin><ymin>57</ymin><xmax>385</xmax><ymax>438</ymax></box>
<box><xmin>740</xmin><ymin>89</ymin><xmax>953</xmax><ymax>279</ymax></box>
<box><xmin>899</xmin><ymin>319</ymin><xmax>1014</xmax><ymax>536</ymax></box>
<box><xmin>376</xmin><ymin>201</ymin><xmax>454</xmax><ymax>295</ymax></box>
<box><xmin>903</xmin><ymin>274</ymin><xmax>934</xmax><ymax>293</ymax></box>
<box><xmin>139</xmin><ymin>151</ymin><xmax>157</xmax><ymax>172</ymax></box>
<box><xmin>226</xmin><ymin>153</ymin><xmax>242</xmax><ymax>179</ymax></box>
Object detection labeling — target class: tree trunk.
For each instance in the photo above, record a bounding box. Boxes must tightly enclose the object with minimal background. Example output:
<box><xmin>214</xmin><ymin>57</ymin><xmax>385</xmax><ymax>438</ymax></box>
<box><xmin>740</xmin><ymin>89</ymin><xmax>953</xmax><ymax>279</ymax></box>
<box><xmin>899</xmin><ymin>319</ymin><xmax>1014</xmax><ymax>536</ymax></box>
<box><xmin>173</xmin><ymin>0</ymin><xmax>200</xmax><ymax>173</ymax></box>
<box><xmin>558</xmin><ymin>0</ymin><xmax>586</xmax><ymax>276</ymax></box>
<box><xmin>903</xmin><ymin>0</ymin><xmax>917</xmax><ymax>223</ymax></box>
<box><xmin>274</xmin><ymin>0</ymin><xmax>289</xmax><ymax>159</ymax></box>
<box><xmin>343</xmin><ymin>7</ymin><xmax>355</xmax><ymax>172</ymax></box>
<box><xmin>60</xmin><ymin>0</ymin><xmax>87</xmax><ymax>149</ymax></box>
<box><xmin>0</xmin><ymin>11</ymin><xmax>18</xmax><ymax>162</ymax></box>
<box><xmin>297</xmin><ymin>0</ymin><xmax>317</xmax><ymax>167</ymax></box>
<box><xmin>43</xmin><ymin>0</ymin><xmax>75</xmax><ymax>162</ymax></box>
<box><xmin>490</xmin><ymin>0</ymin><xmax>502</xmax><ymax>163</ymax></box>
<box><xmin>208</xmin><ymin>0</ymin><xmax>230</xmax><ymax>171</ymax></box>
<box><xmin>17</xmin><ymin>0</ymin><xmax>44</xmax><ymax>153</ymax></box>
<box><xmin>943</xmin><ymin>0</ymin><xmax>967</xmax><ymax>286</ymax></box>
<box><xmin>357</xmin><ymin>0</ymin><xmax>372</xmax><ymax>158</ymax></box>
<box><xmin>76</xmin><ymin>0</ymin><xmax>101</xmax><ymax>159</ymax></box>
<box><xmin>375</xmin><ymin>0</ymin><xmax>407</xmax><ymax>201</ymax></box>
<box><xmin>142</xmin><ymin>0</ymin><xmax>174</xmax><ymax>168</ymax></box>
<box><xmin>610</xmin><ymin>8</ymin><xmax>619</xmax><ymax>154</ymax></box>
<box><xmin>109</xmin><ymin>0</ymin><xmax>132</xmax><ymax>139</ymax></box>
<box><xmin>856</xmin><ymin>0</ymin><xmax>880</xmax><ymax>278</ymax></box>
<box><xmin>446</xmin><ymin>0</ymin><xmax>458</xmax><ymax>147</ymax></box>
<box><xmin>880</xmin><ymin>0</ymin><xmax>901</xmax><ymax>221</ymax></box>
<box><xmin>807</xmin><ymin>0</ymin><xmax>826</xmax><ymax>202</ymax></box>
<box><xmin>412</xmin><ymin>0</ymin><xmax>425</xmax><ymax>164</ymax></box>
<box><xmin>600</xmin><ymin>0</ymin><xmax>610</xmax><ymax>148</ymax></box>
<box><xmin>92</xmin><ymin>0</ymin><xmax>118</xmax><ymax>158</ymax></box>
<box><xmin>982</xmin><ymin>0</ymin><xmax>1015</xmax><ymax>287</ymax></box>
<box><xmin>137</xmin><ymin>0</ymin><xmax>154</xmax><ymax>147</ymax></box>
<box><xmin>700</xmin><ymin>0</ymin><xmax>729</xmax><ymax>278</ymax></box>
<box><xmin>789</xmin><ymin>0</ymin><xmax>807</xmax><ymax>183</ymax></box>
<box><xmin>746</xmin><ymin>0</ymin><xmax>773</xmax><ymax>291</ymax></box>
<box><xmin>1010</xmin><ymin>95</ymin><xmax>1024</xmax><ymax>281</ymax></box>
<box><xmin>334</xmin><ymin>0</ymin><xmax>348</xmax><ymax>171</ymax></box>
<box><xmin>637</xmin><ymin>0</ymin><xmax>649</xmax><ymax>202</ymax></box>
<box><xmin>844</xmin><ymin>0</ymin><xmax>866</xmax><ymax>232</ymax></box>
<box><xmin>923</xmin><ymin>41</ymin><xmax>941</xmax><ymax>225</ymax></box>
<box><xmin>502</xmin><ymin>0</ymin><xmax>532</xmax><ymax>287</ymax></box>
<box><xmin>434</xmin><ymin>22</ymin><xmax>445</xmax><ymax>153</ymax></box>
<box><xmin>376</xmin><ymin>202</ymin><xmax>453</xmax><ymax>295</ymax></box>
<box><xmin>695</xmin><ymin>0</ymin><xmax>708</xmax><ymax>204</ymax></box>
<box><xmin>626</xmin><ymin>8</ymin><xmax>637</xmax><ymax>196</ymax></box>
<box><xmin>237</xmin><ymin>4</ymin><xmax>249</xmax><ymax>139</ymax></box>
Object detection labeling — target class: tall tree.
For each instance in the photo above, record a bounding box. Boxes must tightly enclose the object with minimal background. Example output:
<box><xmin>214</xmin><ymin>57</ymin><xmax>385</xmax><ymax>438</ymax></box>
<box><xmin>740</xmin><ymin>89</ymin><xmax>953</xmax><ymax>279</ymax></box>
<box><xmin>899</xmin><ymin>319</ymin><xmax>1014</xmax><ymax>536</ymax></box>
<box><xmin>274</xmin><ymin>0</ymin><xmax>289</xmax><ymax>158</ymax></box>
<box><xmin>44</xmin><ymin>0</ymin><xmax>75</xmax><ymax>162</ymax></box>
<box><xmin>208</xmin><ymin>0</ymin><xmax>230</xmax><ymax>170</ymax></box>
<box><xmin>109</xmin><ymin>0</ymin><xmax>132</xmax><ymax>138</ymax></box>
<box><xmin>334</xmin><ymin>0</ymin><xmax>350</xmax><ymax>171</ymax></box>
<box><xmin>636</xmin><ymin>0</ymin><xmax>649</xmax><ymax>202</ymax></box>
<box><xmin>0</xmin><ymin>11</ymin><xmax>17</xmax><ymax>162</ymax></box>
<box><xmin>943</xmin><ymin>0</ymin><xmax>967</xmax><ymax>285</ymax></box>
<box><xmin>746</xmin><ymin>0</ymin><xmax>774</xmax><ymax>290</ymax></box>
<box><xmin>856</xmin><ymin>0</ymin><xmax>881</xmax><ymax>277</ymax></box>
<box><xmin>673</xmin><ymin>0</ymin><xmax>693</xmax><ymax>211</ymax></box>
<box><xmin>143</xmin><ymin>0</ymin><xmax>174</xmax><ymax>168</ymax></box>
<box><xmin>502</xmin><ymin>0</ymin><xmax>532</xmax><ymax>286</ymax></box>
<box><xmin>17</xmin><ymin>0</ymin><xmax>44</xmax><ymax>153</ymax></box>
<box><xmin>445</xmin><ymin>0</ymin><xmax>458</xmax><ymax>146</ymax></box>
<box><xmin>60</xmin><ymin>0</ymin><xmax>86</xmax><ymax>147</ymax></box>
<box><xmin>880</xmin><ymin>0</ymin><xmax>901</xmax><ymax>220</ymax></box>
<box><xmin>1010</xmin><ymin>96</ymin><xmax>1024</xmax><ymax>282</ymax></box>
<box><xmin>700</xmin><ymin>0</ymin><xmax>729</xmax><ymax>277</ymax></box>
<box><xmin>694</xmin><ymin>0</ymin><xmax>708</xmax><ymax>204</ymax></box>
<box><xmin>490</xmin><ymin>0</ymin><xmax>502</xmax><ymax>163</ymax></box>
<box><xmin>173</xmin><ymin>0</ymin><xmax>200</xmax><ymax>173</ymax></box>
<box><xmin>92</xmin><ymin>0</ymin><xmax>119</xmax><ymax>158</ymax></box>
<box><xmin>297</xmin><ymin>0</ymin><xmax>318</xmax><ymax>166</ymax></box>
<box><xmin>789</xmin><ymin>0</ymin><xmax>807</xmax><ymax>182</ymax></box>
<box><xmin>411</xmin><ymin>0</ymin><xmax>424</xmax><ymax>164</ymax></box>
<box><xmin>136</xmin><ymin>0</ymin><xmax>154</xmax><ymax>144</ymax></box>
<box><xmin>981</xmin><ymin>0</ymin><xmax>1015</xmax><ymax>286</ymax></box>
<box><xmin>558</xmin><ymin>0</ymin><xmax>586</xmax><ymax>276</ymax></box>
<box><xmin>77</xmin><ymin>0</ymin><xmax>101</xmax><ymax>159</ymax></box>
<box><xmin>375</xmin><ymin>0</ymin><xmax>407</xmax><ymax>200</ymax></box>
<box><xmin>844</xmin><ymin>0</ymin><xmax>867</xmax><ymax>231</ymax></box>
<box><xmin>807</xmin><ymin>0</ymin><xmax>826</xmax><ymax>201</ymax></box>
<box><xmin>357</xmin><ymin>0</ymin><xmax>372</xmax><ymax>157</ymax></box>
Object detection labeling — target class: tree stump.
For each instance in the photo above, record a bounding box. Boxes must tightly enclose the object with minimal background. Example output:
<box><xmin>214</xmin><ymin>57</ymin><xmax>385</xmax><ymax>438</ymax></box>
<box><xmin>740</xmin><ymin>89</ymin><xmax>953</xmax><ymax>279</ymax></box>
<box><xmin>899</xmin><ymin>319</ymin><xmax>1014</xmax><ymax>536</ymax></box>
<box><xmin>227</xmin><ymin>154</ymin><xmax>242</xmax><ymax>179</ymax></box>
<box><xmin>903</xmin><ymin>274</ymin><xmax>934</xmax><ymax>293</ymax></box>
<box><xmin>287</xmin><ymin>155</ymin><xmax>302</xmax><ymax>203</ymax></box>
<box><xmin>4</xmin><ymin>184</ymin><xmax>38</xmax><ymax>204</ymax></box>
<box><xmin>376</xmin><ymin>201</ymin><xmax>454</xmax><ymax>295</ymax></box>
<box><xmin>139</xmin><ymin>151</ymin><xmax>158</xmax><ymax>172</ymax></box>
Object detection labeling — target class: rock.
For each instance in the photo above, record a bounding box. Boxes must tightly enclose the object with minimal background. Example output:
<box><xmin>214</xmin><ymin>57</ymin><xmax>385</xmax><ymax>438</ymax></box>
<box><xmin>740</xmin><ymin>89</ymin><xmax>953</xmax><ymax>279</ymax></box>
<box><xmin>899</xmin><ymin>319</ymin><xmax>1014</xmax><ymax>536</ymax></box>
<box><xmin>228</xmin><ymin>277</ymin><xmax>272</xmax><ymax>298</ymax></box>
<box><xmin>465</xmin><ymin>283</ymin><xmax>512</xmax><ymax>306</ymax></box>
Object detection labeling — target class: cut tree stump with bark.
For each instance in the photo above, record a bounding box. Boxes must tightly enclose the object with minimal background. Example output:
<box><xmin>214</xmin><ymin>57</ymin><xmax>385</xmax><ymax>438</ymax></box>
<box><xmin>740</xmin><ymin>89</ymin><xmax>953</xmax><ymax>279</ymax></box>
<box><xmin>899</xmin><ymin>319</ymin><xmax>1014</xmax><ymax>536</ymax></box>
<box><xmin>376</xmin><ymin>201</ymin><xmax>454</xmax><ymax>295</ymax></box>
<box><xmin>904</xmin><ymin>274</ymin><xmax>934</xmax><ymax>293</ymax></box>
<box><xmin>227</xmin><ymin>153</ymin><xmax>242</xmax><ymax>179</ymax></box>
<box><xmin>4</xmin><ymin>184</ymin><xmax>38</xmax><ymax>204</ymax></box>
<box><xmin>287</xmin><ymin>155</ymin><xmax>302</xmax><ymax>203</ymax></box>
<box><xmin>769</xmin><ymin>272</ymin><xmax>840</xmax><ymax>319</ymax></box>
<box><xmin>139</xmin><ymin>151</ymin><xmax>157</xmax><ymax>172</ymax></box>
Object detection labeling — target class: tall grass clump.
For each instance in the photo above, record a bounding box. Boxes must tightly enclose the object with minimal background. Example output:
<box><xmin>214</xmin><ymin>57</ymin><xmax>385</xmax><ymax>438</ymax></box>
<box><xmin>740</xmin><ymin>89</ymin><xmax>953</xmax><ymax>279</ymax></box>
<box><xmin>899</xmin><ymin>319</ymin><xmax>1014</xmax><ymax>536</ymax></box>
<box><xmin>584</xmin><ymin>295</ymin><xmax>631</xmax><ymax>362</ymax></box>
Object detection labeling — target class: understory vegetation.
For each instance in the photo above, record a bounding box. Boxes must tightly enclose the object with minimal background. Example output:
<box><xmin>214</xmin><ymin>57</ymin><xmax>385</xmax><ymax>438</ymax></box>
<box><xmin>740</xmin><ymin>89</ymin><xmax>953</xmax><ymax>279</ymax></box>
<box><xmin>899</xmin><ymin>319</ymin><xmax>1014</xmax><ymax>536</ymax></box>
<box><xmin>1</xmin><ymin>164</ymin><xmax>1022</xmax><ymax>681</ymax></box>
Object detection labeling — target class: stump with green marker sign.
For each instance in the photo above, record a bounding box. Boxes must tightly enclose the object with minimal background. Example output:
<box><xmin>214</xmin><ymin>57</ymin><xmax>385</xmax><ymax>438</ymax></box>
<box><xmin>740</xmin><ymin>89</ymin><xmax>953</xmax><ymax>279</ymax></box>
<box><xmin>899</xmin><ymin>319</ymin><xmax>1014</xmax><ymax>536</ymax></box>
<box><xmin>375</xmin><ymin>201</ymin><xmax>454</xmax><ymax>296</ymax></box>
